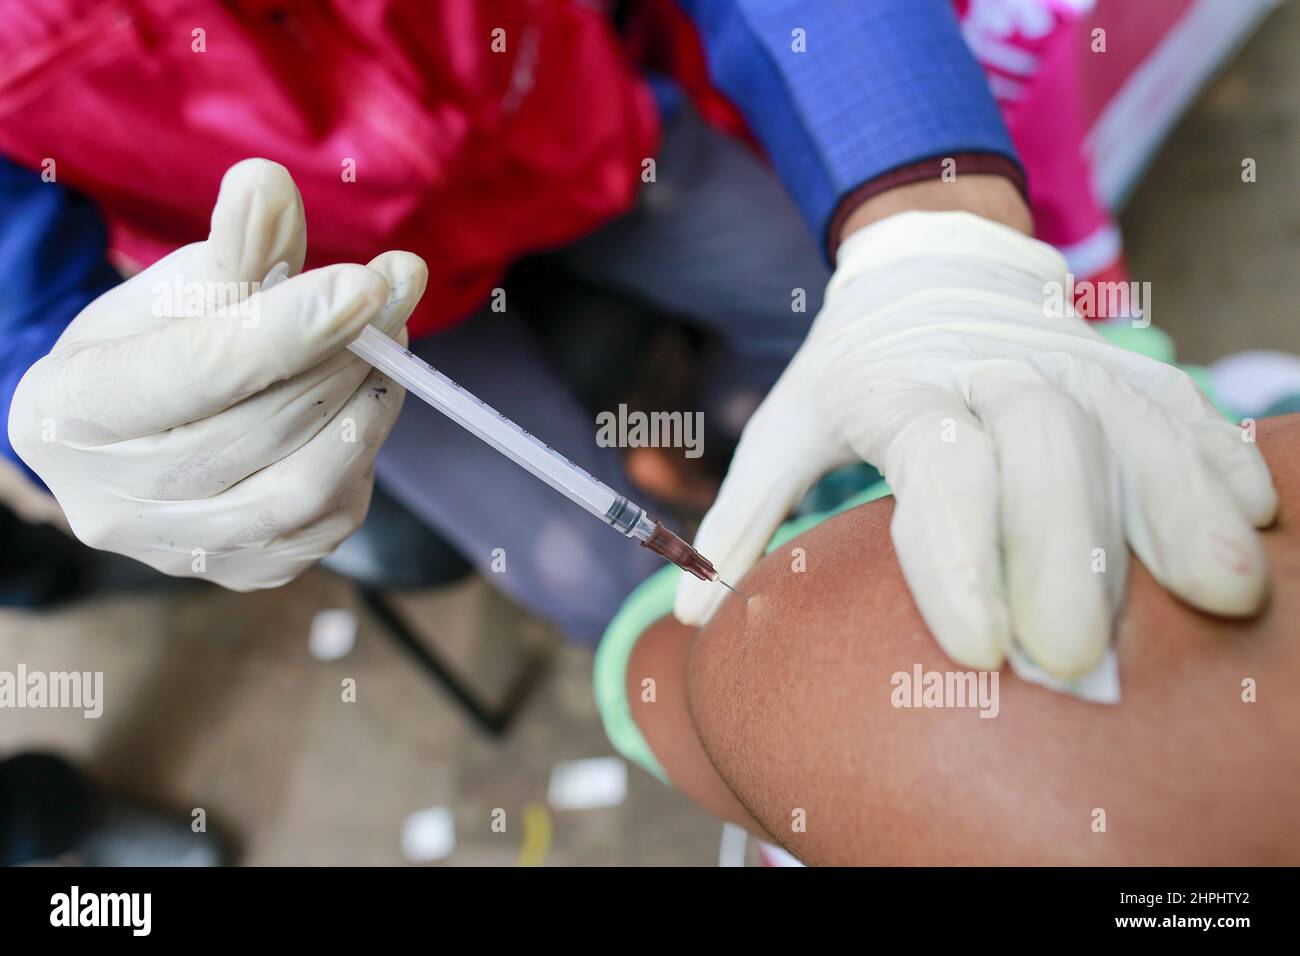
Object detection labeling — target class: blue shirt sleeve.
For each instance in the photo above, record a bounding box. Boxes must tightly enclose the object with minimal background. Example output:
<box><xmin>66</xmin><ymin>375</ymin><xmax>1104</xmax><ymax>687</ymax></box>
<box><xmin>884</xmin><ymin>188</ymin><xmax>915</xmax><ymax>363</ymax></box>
<box><xmin>0</xmin><ymin>158</ymin><xmax>120</xmax><ymax>482</ymax></box>
<box><xmin>673</xmin><ymin>0</ymin><xmax>1020</xmax><ymax>247</ymax></box>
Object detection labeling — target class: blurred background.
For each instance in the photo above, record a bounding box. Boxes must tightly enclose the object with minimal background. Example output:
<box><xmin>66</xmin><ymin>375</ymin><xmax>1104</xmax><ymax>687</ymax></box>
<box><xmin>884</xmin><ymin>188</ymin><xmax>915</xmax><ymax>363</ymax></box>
<box><xmin>3</xmin><ymin>0</ymin><xmax>1300</xmax><ymax>866</ymax></box>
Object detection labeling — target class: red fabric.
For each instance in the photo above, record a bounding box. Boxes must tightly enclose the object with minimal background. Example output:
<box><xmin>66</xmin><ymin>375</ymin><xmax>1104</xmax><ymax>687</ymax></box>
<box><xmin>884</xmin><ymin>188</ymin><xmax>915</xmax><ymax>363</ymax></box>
<box><xmin>0</xmin><ymin>0</ymin><xmax>659</xmax><ymax>337</ymax></box>
<box><xmin>622</xmin><ymin>0</ymin><xmax>756</xmax><ymax>148</ymax></box>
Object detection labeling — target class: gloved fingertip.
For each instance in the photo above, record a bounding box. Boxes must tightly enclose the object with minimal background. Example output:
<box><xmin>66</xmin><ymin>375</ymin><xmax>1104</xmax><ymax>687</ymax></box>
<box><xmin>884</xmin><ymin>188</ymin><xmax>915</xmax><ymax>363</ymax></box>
<box><xmin>934</xmin><ymin>626</ymin><xmax>1007</xmax><ymax>674</ymax></box>
<box><xmin>1251</xmin><ymin>495</ymin><xmax>1280</xmax><ymax>530</ymax></box>
<box><xmin>365</xmin><ymin>251</ymin><xmax>428</xmax><ymax>336</ymax></box>
<box><xmin>673</xmin><ymin>576</ymin><xmax>725</xmax><ymax>628</ymax></box>
<box><xmin>1014</xmin><ymin>603</ymin><xmax>1112</xmax><ymax>681</ymax></box>
<box><xmin>1185</xmin><ymin>525</ymin><xmax>1270</xmax><ymax>616</ymax></box>
<box><xmin>1212</xmin><ymin>440</ymin><xmax>1280</xmax><ymax>527</ymax></box>
<box><xmin>215</xmin><ymin>158</ymin><xmax>296</xmax><ymax>208</ymax></box>
<box><xmin>891</xmin><ymin>502</ymin><xmax>1009</xmax><ymax>673</ymax></box>
<box><xmin>1240</xmin><ymin>471</ymin><xmax>1280</xmax><ymax>528</ymax></box>
<box><xmin>209</xmin><ymin>159</ymin><xmax>306</xmax><ymax>277</ymax></box>
<box><xmin>367</xmin><ymin>249</ymin><xmax>428</xmax><ymax>284</ymax></box>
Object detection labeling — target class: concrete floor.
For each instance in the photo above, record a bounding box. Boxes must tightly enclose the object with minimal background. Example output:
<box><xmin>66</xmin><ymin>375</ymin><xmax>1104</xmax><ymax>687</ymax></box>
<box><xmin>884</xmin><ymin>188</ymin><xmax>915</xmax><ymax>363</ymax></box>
<box><xmin>0</xmin><ymin>571</ymin><xmax>727</xmax><ymax>866</ymax></box>
<box><xmin>3</xmin><ymin>5</ymin><xmax>1300</xmax><ymax>866</ymax></box>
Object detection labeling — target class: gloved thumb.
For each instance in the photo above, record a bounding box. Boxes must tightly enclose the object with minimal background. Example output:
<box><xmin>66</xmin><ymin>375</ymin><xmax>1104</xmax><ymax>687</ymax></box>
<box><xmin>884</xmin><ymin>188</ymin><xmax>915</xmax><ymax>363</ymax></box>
<box><xmin>203</xmin><ymin>158</ymin><xmax>308</xmax><ymax>284</ymax></box>
<box><xmin>674</xmin><ymin>387</ymin><xmax>844</xmax><ymax>626</ymax></box>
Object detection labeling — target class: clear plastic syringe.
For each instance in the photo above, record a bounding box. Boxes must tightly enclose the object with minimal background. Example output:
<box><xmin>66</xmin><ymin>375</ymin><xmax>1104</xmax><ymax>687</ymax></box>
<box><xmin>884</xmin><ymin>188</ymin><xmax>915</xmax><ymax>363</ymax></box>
<box><xmin>261</xmin><ymin>264</ymin><xmax>737</xmax><ymax>590</ymax></box>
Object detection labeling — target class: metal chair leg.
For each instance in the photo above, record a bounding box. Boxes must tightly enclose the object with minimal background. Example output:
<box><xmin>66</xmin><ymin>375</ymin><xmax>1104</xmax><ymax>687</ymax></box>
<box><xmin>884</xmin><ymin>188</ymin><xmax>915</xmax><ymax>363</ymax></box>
<box><xmin>358</xmin><ymin>586</ymin><xmax>545</xmax><ymax>736</ymax></box>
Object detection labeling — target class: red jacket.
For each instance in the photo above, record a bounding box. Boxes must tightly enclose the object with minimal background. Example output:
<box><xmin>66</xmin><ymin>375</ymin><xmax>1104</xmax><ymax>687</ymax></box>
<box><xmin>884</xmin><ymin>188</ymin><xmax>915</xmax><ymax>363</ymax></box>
<box><xmin>0</xmin><ymin>0</ymin><xmax>659</xmax><ymax>336</ymax></box>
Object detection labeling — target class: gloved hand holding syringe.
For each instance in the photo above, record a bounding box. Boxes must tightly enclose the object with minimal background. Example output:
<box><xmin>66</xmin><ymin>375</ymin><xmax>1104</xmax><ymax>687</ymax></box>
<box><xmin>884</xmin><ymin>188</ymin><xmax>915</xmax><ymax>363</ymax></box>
<box><xmin>262</xmin><ymin>263</ymin><xmax>740</xmax><ymax>594</ymax></box>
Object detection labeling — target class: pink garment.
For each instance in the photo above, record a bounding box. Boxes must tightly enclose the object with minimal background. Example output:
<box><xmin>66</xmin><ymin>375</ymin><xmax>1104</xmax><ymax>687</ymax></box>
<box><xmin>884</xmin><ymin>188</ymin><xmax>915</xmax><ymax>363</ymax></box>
<box><xmin>956</xmin><ymin>0</ymin><xmax>1264</xmax><ymax>316</ymax></box>
<box><xmin>958</xmin><ymin>0</ymin><xmax>1124</xmax><ymax>296</ymax></box>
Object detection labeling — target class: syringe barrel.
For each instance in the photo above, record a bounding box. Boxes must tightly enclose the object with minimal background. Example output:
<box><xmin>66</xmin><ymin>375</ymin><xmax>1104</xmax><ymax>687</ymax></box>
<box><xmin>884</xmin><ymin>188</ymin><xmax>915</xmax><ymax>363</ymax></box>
<box><xmin>603</xmin><ymin>495</ymin><xmax>648</xmax><ymax>536</ymax></box>
<box><xmin>345</xmin><ymin>325</ymin><xmax>718</xmax><ymax>581</ymax></box>
<box><xmin>347</xmin><ymin>325</ymin><xmax>626</xmax><ymax>526</ymax></box>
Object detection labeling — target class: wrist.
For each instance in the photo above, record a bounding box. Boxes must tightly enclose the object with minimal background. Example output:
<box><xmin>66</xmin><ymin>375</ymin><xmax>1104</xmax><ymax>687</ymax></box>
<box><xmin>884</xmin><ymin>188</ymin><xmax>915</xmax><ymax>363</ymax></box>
<box><xmin>836</xmin><ymin>174</ymin><xmax>1033</xmax><ymax>253</ymax></box>
<box><xmin>826</xmin><ymin>209</ymin><xmax>1066</xmax><ymax>312</ymax></box>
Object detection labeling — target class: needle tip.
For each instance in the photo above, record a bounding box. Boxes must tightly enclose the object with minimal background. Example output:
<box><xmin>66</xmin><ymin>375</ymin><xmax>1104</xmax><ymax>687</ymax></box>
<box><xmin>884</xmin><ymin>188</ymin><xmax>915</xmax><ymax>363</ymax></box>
<box><xmin>718</xmin><ymin>579</ymin><xmax>747</xmax><ymax>601</ymax></box>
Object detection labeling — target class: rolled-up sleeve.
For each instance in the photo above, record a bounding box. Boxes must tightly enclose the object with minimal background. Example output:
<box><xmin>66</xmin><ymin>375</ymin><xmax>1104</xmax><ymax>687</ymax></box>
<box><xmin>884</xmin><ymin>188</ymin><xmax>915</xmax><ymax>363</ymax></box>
<box><xmin>674</xmin><ymin>0</ymin><xmax>1023</xmax><ymax>249</ymax></box>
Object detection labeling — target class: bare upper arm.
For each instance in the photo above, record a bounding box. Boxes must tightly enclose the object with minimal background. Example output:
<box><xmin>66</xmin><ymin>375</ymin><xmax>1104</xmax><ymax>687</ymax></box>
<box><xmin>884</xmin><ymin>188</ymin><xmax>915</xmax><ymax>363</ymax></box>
<box><xmin>680</xmin><ymin>415</ymin><xmax>1300</xmax><ymax>864</ymax></box>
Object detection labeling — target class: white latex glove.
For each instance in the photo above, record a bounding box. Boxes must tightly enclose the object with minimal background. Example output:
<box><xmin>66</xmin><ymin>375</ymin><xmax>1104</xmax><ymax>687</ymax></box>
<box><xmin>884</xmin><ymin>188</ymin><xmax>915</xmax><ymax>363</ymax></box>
<box><xmin>8</xmin><ymin>159</ymin><xmax>426</xmax><ymax>590</ymax></box>
<box><xmin>676</xmin><ymin>211</ymin><xmax>1277</xmax><ymax>679</ymax></box>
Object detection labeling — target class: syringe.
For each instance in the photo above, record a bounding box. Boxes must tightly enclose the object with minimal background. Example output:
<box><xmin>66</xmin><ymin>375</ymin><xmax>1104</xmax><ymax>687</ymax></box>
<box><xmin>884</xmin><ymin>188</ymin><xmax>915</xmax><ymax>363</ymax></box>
<box><xmin>261</xmin><ymin>264</ymin><xmax>738</xmax><ymax>592</ymax></box>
